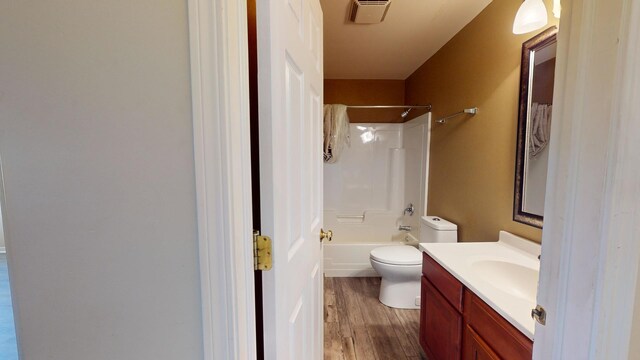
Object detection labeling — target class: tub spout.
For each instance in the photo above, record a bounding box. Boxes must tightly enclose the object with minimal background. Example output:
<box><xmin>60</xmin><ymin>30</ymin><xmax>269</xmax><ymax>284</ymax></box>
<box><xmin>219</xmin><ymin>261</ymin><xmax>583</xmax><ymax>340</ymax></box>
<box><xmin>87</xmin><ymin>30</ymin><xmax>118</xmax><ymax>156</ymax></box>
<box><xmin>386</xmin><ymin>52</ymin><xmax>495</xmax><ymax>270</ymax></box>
<box><xmin>398</xmin><ymin>225</ymin><xmax>412</xmax><ymax>232</ymax></box>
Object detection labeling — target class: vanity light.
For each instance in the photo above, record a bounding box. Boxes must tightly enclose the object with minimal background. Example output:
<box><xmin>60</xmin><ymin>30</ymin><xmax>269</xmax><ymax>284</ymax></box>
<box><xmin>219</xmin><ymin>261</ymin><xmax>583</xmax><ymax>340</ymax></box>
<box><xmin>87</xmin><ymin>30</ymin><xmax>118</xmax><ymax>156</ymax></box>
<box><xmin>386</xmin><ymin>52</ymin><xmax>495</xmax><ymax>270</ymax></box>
<box><xmin>513</xmin><ymin>0</ymin><xmax>549</xmax><ymax>34</ymax></box>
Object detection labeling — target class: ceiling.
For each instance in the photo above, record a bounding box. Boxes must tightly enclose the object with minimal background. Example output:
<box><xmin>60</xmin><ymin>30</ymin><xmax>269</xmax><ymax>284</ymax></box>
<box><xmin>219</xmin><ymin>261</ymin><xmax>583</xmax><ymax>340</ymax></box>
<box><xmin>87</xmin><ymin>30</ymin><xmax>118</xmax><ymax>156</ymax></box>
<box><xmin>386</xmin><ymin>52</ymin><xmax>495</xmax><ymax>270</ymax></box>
<box><xmin>321</xmin><ymin>0</ymin><xmax>492</xmax><ymax>79</ymax></box>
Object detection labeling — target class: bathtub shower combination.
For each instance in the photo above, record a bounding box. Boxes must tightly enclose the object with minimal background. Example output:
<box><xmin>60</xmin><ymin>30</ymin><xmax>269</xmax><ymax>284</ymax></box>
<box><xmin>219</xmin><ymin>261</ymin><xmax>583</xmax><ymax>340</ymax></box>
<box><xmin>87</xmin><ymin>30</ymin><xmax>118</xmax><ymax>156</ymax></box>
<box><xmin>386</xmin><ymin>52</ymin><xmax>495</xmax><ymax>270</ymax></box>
<box><xmin>323</xmin><ymin>113</ymin><xmax>431</xmax><ymax>277</ymax></box>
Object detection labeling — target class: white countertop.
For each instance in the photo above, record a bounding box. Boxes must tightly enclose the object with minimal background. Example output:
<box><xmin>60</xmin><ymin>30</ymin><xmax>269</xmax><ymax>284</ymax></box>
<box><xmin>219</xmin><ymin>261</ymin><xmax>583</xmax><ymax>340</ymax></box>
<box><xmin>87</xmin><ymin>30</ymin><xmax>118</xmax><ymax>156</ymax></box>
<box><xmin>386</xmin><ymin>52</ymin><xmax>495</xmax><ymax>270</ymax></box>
<box><xmin>419</xmin><ymin>231</ymin><xmax>541</xmax><ymax>340</ymax></box>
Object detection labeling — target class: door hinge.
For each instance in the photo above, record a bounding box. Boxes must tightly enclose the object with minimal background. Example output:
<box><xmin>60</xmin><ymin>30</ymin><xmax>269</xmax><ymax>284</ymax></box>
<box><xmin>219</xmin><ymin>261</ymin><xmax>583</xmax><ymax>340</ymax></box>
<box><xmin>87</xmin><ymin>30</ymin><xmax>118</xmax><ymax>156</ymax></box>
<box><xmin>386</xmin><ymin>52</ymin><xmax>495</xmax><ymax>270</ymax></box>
<box><xmin>253</xmin><ymin>230</ymin><xmax>272</xmax><ymax>271</ymax></box>
<box><xmin>531</xmin><ymin>305</ymin><xmax>546</xmax><ymax>325</ymax></box>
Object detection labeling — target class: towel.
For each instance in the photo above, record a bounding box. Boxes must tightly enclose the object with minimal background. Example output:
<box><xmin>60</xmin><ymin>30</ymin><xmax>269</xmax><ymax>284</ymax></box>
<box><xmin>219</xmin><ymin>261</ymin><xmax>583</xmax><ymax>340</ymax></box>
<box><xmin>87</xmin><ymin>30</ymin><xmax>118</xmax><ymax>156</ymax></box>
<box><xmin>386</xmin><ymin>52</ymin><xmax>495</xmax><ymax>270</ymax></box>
<box><xmin>323</xmin><ymin>104</ymin><xmax>351</xmax><ymax>163</ymax></box>
<box><xmin>529</xmin><ymin>103</ymin><xmax>552</xmax><ymax>157</ymax></box>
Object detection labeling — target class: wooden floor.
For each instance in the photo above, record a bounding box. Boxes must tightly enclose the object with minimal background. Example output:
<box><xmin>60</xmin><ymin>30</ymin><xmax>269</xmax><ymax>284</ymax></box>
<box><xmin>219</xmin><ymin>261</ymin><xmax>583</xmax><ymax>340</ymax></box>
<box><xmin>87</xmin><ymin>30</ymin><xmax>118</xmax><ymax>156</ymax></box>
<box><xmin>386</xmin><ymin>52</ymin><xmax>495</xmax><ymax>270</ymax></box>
<box><xmin>324</xmin><ymin>277</ymin><xmax>422</xmax><ymax>360</ymax></box>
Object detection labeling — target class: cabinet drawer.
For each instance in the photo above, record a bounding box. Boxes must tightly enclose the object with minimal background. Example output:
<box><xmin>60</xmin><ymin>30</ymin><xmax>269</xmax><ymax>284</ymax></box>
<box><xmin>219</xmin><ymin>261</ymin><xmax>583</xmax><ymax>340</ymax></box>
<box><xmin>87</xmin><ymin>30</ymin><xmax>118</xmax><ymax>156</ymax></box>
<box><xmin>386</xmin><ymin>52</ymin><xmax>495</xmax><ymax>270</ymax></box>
<box><xmin>465</xmin><ymin>289</ymin><xmax>533</xmax><ymax>360</ymax></box>
<box><xmin>420</xmin><ymin>276</ymin><xmax>462</xmax><ymax>360</ymax></box>
<box><xmin>422</xmin><ymin>252</ymin><xmax>464</xmax><ymax>312</ymax></box>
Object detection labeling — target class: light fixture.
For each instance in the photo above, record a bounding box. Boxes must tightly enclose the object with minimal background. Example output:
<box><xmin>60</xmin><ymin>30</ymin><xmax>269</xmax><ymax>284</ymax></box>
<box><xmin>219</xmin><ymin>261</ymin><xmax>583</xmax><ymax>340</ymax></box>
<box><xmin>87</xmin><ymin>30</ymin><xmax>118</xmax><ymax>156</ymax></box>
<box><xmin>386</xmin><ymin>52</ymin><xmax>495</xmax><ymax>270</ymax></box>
<box><xmin>513</xmin><ymin>0</ymin><xmax>549</xmax><ymax>34</ymax></box>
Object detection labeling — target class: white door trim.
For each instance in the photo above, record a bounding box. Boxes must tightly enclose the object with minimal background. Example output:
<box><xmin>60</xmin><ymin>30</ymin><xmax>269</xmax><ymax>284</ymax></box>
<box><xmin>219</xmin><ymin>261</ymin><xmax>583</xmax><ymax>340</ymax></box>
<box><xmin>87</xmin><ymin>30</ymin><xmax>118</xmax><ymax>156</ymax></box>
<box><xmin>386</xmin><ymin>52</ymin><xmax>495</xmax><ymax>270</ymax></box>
<box><xmin>589</xmin><ymin>0</ymin><xmax>640</xmax><ymax>356</ymax></box>
<box><xmin>534</xmin><ymin>0</ymin><xmax>640</xmax><ymax>358</ymax></box>
<box><xmin>187</xmin><ymin>1</ymin><xmax>256</xmax><ymax>359</ymax></box>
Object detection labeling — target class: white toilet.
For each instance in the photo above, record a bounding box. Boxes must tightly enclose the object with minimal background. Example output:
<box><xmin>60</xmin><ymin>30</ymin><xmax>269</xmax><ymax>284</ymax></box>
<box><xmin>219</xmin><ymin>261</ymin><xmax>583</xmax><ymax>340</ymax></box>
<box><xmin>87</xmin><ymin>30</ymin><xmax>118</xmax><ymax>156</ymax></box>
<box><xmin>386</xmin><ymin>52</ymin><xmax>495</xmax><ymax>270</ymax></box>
<box><xmin>370</xmin><ymin>216</ymin><xmax>458</xmax><ymax>309</ymax></box>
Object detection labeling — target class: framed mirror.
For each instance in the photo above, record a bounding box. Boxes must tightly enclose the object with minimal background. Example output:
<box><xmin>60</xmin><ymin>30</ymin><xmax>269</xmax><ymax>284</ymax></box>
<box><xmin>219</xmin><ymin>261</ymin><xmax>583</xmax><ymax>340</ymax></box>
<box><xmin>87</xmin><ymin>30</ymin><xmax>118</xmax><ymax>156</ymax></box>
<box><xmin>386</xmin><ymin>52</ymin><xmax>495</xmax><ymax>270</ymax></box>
<box><xmin>514</xmin><ymin>27</ymin><xmax>558</xmax><ymax>228</ymax></box>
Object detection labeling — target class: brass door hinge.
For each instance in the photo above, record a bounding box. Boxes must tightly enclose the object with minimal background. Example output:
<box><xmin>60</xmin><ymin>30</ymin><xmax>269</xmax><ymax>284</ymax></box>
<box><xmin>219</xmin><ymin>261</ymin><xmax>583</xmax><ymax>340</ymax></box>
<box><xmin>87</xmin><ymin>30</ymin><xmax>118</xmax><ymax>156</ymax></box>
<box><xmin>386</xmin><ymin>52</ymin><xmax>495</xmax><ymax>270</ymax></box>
<box><xmin>253</xmin><ymin>230</ymin><xmax>272</xmax><ymax>271</ymax></box>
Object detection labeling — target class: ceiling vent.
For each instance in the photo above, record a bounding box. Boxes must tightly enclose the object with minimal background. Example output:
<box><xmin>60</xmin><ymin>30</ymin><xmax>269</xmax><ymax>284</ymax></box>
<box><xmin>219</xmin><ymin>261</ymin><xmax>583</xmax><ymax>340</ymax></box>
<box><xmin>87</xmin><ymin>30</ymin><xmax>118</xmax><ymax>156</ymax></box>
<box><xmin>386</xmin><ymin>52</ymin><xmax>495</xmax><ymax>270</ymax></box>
<box><xmin>349</xmin><ymin>0</ymin><xmax>392</xmax><ymax>24</ymax></box>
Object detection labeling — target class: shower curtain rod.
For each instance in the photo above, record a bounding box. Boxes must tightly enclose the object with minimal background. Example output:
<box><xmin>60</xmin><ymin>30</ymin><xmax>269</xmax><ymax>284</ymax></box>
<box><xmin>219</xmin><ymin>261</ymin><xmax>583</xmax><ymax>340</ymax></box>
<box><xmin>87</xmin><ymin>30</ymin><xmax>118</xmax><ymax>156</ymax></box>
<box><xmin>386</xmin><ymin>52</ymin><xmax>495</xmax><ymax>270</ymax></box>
<box><xmin>345</xmin><ymin>105</ymin><xmax>432</xmax><ymax>110</ymax></box>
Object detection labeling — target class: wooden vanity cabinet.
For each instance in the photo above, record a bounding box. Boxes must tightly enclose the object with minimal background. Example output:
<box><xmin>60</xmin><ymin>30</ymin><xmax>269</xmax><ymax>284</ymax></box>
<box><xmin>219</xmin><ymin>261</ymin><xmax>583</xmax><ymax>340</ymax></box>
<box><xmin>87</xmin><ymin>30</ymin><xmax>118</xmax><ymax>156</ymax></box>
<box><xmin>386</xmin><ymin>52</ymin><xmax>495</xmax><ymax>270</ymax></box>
<box><xmin>420</xmin><ymin>253</ymin><xmax>533</xmax><ymax>360</ymax></box>
<box><xmin>420</xmin><ymin>253</ymin><xmax>464</xmax><ymax>360</ymax></box>
<box><xmin>420</xmin><ymin>276</ymin><xmax>462</xmax><ymax>360</ymax></box>
<box><xmin>464</xmin><ymin>288</ymin><xmax>533</xmax><ymax>360</ymax></box>
<box><xmin>463</xmin><ymin>325</ymin><xmax>500</xmax><ymax>360</ymax></box>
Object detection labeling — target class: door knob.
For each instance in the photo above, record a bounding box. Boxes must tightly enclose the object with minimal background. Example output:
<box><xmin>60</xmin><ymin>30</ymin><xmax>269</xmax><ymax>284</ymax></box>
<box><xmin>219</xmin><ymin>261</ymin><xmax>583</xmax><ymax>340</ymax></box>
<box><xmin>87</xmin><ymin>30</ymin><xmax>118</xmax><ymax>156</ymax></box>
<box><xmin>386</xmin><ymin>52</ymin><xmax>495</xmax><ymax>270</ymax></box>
<box><xmin>320</xmin><ymin>229</ymin><xmax>333</xmax><ymax>242</ymax></box>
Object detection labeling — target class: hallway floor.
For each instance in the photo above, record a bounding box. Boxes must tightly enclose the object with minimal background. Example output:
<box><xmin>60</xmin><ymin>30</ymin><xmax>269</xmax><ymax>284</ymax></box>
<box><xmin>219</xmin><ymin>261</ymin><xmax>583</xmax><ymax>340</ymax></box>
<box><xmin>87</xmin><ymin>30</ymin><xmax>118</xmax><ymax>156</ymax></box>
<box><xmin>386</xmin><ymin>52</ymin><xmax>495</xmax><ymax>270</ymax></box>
<box><xmin>0</xmin><ymin>254</ymin><xmax>18</xmax><ymax>359</ymax></box>
<box><xmin>324</xmin><ymin>277</ymin><xmax>422</xmax><ymax>360</ymax></box>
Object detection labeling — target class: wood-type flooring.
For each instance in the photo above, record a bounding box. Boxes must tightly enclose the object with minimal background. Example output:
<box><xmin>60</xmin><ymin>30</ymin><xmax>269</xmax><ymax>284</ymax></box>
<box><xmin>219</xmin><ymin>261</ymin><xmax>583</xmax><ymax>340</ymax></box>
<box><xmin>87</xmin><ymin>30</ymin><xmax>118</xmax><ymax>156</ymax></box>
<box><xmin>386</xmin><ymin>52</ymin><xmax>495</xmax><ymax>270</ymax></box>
<box><xmin>324</xmin><ymin>277</ymin><xmax>422</xmax><ymax>360</ymax></box>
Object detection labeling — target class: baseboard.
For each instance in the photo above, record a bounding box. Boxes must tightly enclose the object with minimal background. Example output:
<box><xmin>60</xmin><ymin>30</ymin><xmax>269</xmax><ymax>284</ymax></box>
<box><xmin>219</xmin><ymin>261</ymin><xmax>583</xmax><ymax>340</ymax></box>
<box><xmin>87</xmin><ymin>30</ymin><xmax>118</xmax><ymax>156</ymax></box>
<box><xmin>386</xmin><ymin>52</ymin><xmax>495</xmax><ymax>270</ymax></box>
<box><xmin>324</xmin><ymin>268</ymin><xmax>379</xmax><ymax>277</ymax></box>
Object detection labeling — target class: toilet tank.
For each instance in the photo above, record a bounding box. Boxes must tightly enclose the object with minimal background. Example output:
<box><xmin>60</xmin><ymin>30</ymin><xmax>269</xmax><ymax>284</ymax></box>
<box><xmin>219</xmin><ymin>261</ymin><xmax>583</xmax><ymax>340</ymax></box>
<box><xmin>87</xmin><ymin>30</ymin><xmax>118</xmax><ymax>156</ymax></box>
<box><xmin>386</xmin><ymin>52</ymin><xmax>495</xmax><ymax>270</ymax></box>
<box><xmin>420</xmin><ymin>216</ymin><xmax>458</xmax><ymax>243</ymax></box>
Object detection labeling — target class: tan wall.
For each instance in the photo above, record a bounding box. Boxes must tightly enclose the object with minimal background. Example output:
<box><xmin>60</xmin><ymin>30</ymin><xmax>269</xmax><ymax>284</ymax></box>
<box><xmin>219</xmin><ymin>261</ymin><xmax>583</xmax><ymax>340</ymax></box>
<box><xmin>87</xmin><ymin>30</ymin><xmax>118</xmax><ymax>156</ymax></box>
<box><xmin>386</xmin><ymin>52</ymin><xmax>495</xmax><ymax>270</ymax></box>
<box><xmin>324</xmin><ymin>79</ymin><xmax>406</xmax><ymax>123</ymax></box>
<box><xmin>405</xmin><ymin>0</ymin><xmax>558</xmax><ymax>242</ymax></box>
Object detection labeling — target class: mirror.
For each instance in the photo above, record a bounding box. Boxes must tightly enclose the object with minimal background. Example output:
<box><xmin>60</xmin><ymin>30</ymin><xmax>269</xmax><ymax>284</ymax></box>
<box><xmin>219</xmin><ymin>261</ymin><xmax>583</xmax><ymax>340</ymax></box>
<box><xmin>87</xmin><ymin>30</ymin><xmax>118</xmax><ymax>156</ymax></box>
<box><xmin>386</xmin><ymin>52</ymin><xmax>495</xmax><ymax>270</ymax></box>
<box><xmin>514</xmin><ymin>27</ymin><xmax>558</xmax><ymax>228</ymax></box>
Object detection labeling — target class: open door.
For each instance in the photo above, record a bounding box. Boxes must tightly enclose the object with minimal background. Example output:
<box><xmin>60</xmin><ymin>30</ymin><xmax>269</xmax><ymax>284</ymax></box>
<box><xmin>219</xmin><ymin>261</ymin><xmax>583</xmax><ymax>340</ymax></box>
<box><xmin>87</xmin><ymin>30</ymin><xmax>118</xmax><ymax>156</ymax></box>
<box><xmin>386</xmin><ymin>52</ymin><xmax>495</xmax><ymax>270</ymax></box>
<box><xmin>256</xmin><ymin>0</ymin><xmax>324</xmax><ymax>359</ymax></box>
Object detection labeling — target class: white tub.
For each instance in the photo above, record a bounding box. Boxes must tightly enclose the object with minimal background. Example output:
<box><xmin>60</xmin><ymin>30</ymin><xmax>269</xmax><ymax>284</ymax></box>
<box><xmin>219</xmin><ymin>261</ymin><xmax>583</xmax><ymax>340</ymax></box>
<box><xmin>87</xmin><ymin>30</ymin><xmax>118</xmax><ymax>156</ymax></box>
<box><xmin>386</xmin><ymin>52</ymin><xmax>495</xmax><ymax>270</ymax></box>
<box><xmin>323</xmin><ymin>210</ymin><xmax>418</xmax><ymax>277</ymax></box>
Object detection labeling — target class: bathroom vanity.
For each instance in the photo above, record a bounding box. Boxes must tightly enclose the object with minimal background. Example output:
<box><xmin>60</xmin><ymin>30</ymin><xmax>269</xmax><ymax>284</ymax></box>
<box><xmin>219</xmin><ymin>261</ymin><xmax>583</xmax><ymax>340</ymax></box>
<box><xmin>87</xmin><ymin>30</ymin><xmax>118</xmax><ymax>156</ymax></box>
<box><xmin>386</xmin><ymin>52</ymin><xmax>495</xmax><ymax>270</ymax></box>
<box><xmin>418</xmin><ymin>232</ymin><xmax>540</xmax><ymax>360</ymax></box>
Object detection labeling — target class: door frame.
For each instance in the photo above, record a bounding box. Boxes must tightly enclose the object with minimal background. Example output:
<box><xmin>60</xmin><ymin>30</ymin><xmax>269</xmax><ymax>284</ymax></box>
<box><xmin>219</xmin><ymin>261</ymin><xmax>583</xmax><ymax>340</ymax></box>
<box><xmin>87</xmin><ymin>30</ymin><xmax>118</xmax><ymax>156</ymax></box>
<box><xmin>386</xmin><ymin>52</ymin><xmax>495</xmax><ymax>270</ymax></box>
<box><xmin>187</xmin><ymin>0</ymin><xmax>256</xmax><ymax>359</ymax></box>
<box><xmin>534</xmin><ymin>0</ymin><xmax>640</xmax><ymax>358</ymax></box>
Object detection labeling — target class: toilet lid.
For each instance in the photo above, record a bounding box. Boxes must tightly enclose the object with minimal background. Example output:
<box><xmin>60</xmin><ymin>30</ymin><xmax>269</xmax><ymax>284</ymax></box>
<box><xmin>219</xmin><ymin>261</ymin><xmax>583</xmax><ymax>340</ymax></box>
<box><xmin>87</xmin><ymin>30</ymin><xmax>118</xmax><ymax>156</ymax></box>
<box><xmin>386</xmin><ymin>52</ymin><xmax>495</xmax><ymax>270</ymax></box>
<box><xmin>370</xmin><ymin>246</ymin><xmax>422</xmax><ymax>265</ymax></box>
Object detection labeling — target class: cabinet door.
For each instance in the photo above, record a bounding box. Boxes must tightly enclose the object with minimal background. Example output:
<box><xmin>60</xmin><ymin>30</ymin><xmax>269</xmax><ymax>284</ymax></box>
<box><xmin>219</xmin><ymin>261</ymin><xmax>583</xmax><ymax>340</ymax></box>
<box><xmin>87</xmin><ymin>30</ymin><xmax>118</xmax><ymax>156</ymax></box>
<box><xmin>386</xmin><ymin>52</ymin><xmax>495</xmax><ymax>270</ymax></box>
<box><xmin>463</xmin><ymin>325</ymin><xmax>500</xmax><ymax>360</ymax></box>
<box><xmin>464</xmin><ymin>290</ymin><xmax>532</xmax><ymax>359</ymax></box>
<box><xmin>420</xmin><ymin>276</ymin><xmax>462</xmax><ymax>360</ymax></box>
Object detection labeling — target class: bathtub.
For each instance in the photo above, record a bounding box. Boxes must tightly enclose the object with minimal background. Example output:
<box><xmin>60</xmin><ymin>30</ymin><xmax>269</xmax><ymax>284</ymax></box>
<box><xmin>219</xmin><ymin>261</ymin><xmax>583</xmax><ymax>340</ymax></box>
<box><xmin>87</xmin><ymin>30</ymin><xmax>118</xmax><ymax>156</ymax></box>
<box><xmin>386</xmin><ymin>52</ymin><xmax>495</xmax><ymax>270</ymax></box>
<box><xmin>323</xmin><ymin>210</ymin><xmax>419</xmax><ymax>277</ymax></box>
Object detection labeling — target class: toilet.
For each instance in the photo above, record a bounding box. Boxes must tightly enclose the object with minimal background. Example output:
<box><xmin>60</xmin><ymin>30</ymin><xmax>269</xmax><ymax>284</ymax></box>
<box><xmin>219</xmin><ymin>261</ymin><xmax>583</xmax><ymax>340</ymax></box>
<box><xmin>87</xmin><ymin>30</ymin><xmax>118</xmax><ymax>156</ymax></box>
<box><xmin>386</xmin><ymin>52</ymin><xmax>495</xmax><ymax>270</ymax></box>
<box><xmin>370</xmin><ymin>216</ymin><xmax>458</xmax><ymax>309</ymax></box>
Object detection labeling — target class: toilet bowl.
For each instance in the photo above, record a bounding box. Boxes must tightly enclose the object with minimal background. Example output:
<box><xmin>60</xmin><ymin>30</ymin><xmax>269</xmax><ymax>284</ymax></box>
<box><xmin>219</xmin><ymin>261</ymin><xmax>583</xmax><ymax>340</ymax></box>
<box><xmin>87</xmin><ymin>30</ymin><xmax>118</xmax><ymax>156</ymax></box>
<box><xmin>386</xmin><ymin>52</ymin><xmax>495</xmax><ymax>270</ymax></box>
<box><xmin>370</xmin><ymin>245</ymin><xmax>422</xmax><ymax>309</ymax></box>
<box><xmin>370</xmin><ymin>216</ymin><xmax>458</xmax><ymax>309</ymax></box>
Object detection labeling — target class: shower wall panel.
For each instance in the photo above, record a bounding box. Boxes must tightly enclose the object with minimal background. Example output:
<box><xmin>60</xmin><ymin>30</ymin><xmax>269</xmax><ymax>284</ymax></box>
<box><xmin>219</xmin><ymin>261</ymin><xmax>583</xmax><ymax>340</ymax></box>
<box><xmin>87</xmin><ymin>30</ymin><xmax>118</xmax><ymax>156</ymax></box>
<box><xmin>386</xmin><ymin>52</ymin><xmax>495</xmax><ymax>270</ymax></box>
<box><xmin>401</xmin><ymin>115</ymin><xmax>431</xmax><ymax>240</ymax></box>
<box><xmin>323</xmin><ymin>114</ymin><xmax>431</xmax><ymax>276</ymax></box>
<box><xmin>324</xmin><ymin>123</ymin><xmax>404</xmax><ymax>215</ymax></box>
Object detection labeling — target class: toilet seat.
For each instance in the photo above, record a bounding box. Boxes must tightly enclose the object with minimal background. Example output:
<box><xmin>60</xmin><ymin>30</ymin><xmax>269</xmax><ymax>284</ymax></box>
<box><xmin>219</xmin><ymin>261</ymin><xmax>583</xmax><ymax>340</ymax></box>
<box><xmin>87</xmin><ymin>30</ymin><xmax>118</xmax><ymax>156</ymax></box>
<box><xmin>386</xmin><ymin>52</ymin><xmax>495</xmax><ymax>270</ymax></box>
<box><xmin>370</xmin><ymin>246</ymin><xmax>422</xmax><ymax>266</ymax></box>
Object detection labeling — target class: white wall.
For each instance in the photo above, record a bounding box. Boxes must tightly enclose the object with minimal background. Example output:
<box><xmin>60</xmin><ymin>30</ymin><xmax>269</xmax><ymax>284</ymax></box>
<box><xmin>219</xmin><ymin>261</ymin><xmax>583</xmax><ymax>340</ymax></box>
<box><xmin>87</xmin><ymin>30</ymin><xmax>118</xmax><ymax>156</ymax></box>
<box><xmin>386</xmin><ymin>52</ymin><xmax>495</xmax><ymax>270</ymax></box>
<box><xmin>631</xmin><ymin>276</ymin><xmax>640</xmax><ymax>360</ymax></box>
<box><xmin>0</xmin><ymin>205</ymin><xmax>4</xmax><ymax>251</ymax></box>
<box><xmin>0</xmin><ymin>1</ymin><xmax>203</xmax><ymax>359</ymax></box>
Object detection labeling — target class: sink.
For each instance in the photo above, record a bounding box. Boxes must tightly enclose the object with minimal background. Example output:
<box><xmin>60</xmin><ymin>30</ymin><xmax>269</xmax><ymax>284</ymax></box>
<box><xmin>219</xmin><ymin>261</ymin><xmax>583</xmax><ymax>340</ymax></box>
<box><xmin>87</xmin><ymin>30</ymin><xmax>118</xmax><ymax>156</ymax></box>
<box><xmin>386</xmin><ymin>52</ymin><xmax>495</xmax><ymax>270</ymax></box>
<box><xmin>421</xmin><ymin>232</ymin><xmax>542</xmax><ymax>339</ymax></box>
<box><xmin>470</xmin><ymin>260</ymin><xmax>539</xmax><ymax>302</ymax></box>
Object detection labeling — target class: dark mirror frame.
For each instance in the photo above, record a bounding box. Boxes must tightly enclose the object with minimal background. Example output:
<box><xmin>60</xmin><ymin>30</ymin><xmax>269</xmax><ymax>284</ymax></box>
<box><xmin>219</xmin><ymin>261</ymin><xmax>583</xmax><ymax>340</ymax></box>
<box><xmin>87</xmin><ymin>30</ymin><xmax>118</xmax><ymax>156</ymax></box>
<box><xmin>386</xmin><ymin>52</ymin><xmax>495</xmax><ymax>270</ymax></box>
<box><xmin>513</xmin><ymin>26</ymin><xmax>558</xmax><ymax>229</ymax></box>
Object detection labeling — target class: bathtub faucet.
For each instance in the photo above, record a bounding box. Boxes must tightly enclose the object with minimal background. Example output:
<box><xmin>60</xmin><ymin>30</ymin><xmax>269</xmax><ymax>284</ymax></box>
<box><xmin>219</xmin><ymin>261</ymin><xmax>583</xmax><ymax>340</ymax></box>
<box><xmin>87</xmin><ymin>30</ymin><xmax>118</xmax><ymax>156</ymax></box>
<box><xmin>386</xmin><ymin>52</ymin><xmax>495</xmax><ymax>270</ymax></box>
<box><xmin>403</xmin><ymin>203</ymin><xmax>414</xmax><ymax>216</ymax></box>
<box><xmin>398</xmin><ymin>225</ymin><xmax>412</xmax><ymax>232</ymax></box>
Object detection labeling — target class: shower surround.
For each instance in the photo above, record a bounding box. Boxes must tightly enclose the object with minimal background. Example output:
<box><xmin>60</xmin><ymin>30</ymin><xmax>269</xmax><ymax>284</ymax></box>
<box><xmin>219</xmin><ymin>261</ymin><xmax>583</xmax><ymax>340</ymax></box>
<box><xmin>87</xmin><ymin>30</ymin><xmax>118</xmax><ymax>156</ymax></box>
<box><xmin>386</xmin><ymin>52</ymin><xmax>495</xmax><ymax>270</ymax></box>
<box><xmin>324</xmin><ymin>113</ymin><xmax>431</xmax><ymax>277</ymax></box>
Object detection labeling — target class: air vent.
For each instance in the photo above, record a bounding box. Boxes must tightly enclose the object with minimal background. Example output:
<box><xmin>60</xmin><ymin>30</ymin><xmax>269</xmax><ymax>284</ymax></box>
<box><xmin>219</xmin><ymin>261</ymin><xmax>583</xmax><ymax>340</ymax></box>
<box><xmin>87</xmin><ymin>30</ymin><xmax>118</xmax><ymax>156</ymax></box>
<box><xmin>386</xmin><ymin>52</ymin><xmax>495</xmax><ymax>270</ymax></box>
<box><xmin>349</xmin><ymin>0</ymin><xmax>392</xmax><ymax>24</ymax></box>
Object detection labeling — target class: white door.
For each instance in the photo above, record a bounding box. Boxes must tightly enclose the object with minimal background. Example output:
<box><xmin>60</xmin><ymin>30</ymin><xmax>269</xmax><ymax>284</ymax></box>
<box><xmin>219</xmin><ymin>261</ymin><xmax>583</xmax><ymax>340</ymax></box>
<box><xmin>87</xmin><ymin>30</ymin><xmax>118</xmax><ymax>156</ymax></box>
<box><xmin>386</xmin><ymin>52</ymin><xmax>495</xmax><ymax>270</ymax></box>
<box><xmin>257</xmin><ymin>0</ymin><xmax>324</xmax><ymax>359</ymax></box>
